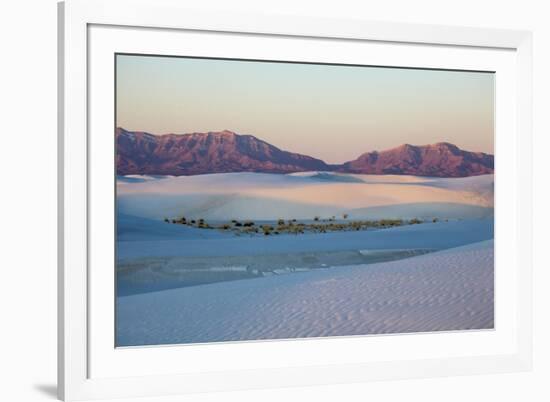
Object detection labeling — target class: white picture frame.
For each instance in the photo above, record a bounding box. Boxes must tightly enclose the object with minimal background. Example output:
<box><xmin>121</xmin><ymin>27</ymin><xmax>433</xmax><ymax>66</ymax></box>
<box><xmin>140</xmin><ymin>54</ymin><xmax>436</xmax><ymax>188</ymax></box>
<box><xmin>58</xmin><ymin>0</ymin><xmax>533</xmax><ymax>400</ymax></box>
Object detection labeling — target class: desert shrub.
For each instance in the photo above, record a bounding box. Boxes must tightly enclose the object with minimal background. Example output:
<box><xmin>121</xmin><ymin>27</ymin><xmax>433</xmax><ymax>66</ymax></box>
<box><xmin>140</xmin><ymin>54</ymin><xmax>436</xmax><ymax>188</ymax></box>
<box><xmin>288</xmin><ymin>225</ymin><xmax>304</xmax><ymax>234</ymax></box>
<box><xmin>277</xmin><ymin>219</ymin><xmax>285</xmax><ymax>225</ymax></box>
<box><xmin>380</xmin><ymin>219</ymin><xmax>403</xmax><ymax>227</ymax></box>
<box><xmin>243</xmin><ymin>221</ymin><xmax>255</xmax><ymax>227</ymax></box>
<box><xmin>242</xmin><ymin>227</ymin><xmax>257</xmax><ymax>235</ymax></box>
<box><xmin>314</xmin><ymin>216</ymin><xmax>320</xmax><ymax>221</ymax></box>
<box><xmin>432</xmin><ymin>218</ymin><xmax>439</xmax><ymax>223</ymax></box>
<box><xmin>342</xmin><ymin>213</ymin><xmax>348</xmax><ymax>219</ymax></box>
<box><xmin>235</xmin><ymin>222</ymin><xmax>243</xmax><ymax>227</ymax></box>
<box><xmin>409</xmin><ymin>218</ymin><xmax>422</xmax><ymax>225</ymax></box>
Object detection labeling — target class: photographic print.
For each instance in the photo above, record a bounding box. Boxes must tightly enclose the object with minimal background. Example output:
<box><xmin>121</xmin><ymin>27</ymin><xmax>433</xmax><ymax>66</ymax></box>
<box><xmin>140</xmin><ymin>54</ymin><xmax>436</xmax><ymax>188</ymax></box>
<box><xmin>115</xmin><ymin>54</ymin><xmax>494</xmax><ymax>347</ymax></box>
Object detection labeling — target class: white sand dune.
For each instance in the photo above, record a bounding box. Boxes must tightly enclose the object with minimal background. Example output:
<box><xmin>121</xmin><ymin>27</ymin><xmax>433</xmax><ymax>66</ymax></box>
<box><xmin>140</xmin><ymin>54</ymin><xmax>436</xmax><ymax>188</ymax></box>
<box><xmin>117</xmin><ymin>216</ymin><xmax>493</xmax><ymax>260</ymax></box>
<box><xmin>117</xmin><ymin>213</ymin><xmax>232</xmax><ymax>241</ymax></box>
<box><xmin>117</xmin><ymin>174</ymin><xmax>174</xmax><ymax>183</ymax></box>
<box><xmin>290</xmin><ymin>172</ymin><xmax>437</xmax><ymax>183</ymax></box>
<box><xmin>116</xmin><ymin>172</ymin><xmax>494</xmax><ymax>220</ymax></box>
<box><xmin>348</xmin><ymin>202</ymin><xmax>492</xmax><ymax>220</ymax></box>
<box><xmin>116</xmin><ymin>240</ymin><xmax>494</xmax><ymax>346</ymax></box>
<box><xmin>116</xmin><ymin>173</ymin><xmax>494</xmax><ymax>346</ymax></box>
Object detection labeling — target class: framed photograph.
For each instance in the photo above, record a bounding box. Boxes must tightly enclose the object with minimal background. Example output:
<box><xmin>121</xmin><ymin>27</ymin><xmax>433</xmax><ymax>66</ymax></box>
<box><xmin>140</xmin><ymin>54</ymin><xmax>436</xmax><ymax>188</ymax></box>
<box><xmin>58</xmin><ymin>0</ymin><xmax>533</xmax><ymax>400</ymax></box>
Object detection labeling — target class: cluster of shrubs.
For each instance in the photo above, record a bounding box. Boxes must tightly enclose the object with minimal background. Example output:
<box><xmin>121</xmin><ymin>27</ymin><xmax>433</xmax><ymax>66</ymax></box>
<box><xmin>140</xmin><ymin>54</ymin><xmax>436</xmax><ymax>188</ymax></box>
<box><xmin>165</xmin><ymin>216</ymin><xmax>210</xmax><ymax>228</ymax></box>
<box><xmin>314</xmin><ymin>214</ymin><xmax>348</xmax><ymax>222</ymax></box>
<box><xmin>164</xmin><ymin>214</ymin><xmax>429</xmax><ymax>236</ymax></box>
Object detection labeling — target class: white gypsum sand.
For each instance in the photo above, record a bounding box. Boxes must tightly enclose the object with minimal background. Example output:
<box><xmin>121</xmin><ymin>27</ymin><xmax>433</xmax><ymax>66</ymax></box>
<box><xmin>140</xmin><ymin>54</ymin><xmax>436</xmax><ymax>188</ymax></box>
<box><xmin>116</xmin><ymin>216</ymin><xmax>493</xmax><ymax>260</ymax></box>
<box><xmin>115</xmin><ymin>172</ymin><xmax>494</xmax><ymax>345</ymax></box>
<box><xmin>116</xmin><ymin>172</ymin><xmax>494</xmax><ymax>221</ymax></box>
<box><xmin>116</xmin><ymin>240</ymin><xmax>494</xmax><ymax>346</ymax></box>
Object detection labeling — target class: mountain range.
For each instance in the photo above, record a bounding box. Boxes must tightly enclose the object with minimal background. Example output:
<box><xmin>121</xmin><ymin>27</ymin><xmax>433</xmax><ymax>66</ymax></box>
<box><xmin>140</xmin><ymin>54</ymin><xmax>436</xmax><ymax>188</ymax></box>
<box><xmin>116</xmin><ymin>127</ymin><xmax>494</xmax><ymax>177</ymax></box>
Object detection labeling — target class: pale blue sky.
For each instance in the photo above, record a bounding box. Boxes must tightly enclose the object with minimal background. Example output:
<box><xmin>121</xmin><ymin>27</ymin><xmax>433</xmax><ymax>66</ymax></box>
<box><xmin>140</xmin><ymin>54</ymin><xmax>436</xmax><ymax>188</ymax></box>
<box><xmin>116</xmin><ymin>54</ymin><xmax>494</xmax><ymax>164</ymax></box>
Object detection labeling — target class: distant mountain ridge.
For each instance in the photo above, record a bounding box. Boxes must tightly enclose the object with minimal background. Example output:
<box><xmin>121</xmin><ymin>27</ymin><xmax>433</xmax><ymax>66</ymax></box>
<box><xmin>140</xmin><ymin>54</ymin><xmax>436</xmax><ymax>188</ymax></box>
<box><xmin>116</xmin><ymin>128</ymin><xmax>494</xmax><ymax>177</ymax></box>
<box><xmin>116</xmin><ymin>128</ymin><xmax>330</xmax><ymax>176</ymax></box>
<box><xmin>340</xmin><ymin>142</ymin><xmax>494</xmax><ymax>177</ymax></box>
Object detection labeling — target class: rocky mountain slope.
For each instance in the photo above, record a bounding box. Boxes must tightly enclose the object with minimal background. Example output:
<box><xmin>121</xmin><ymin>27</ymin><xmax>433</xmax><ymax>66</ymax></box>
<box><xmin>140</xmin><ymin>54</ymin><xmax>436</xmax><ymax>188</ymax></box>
<box><xmin>116</xmin><ymin>128</ymin><xmax>494</xmax><ymax>177</ymax></box>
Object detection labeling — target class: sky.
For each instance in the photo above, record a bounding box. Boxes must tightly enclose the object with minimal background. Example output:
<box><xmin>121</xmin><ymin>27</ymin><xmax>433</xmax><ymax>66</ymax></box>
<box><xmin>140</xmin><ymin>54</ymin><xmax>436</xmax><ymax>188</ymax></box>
<box><xmin>116</xmin><ymin>54</ymin><xmax>494</xmax><ymax>164</ymax></box>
